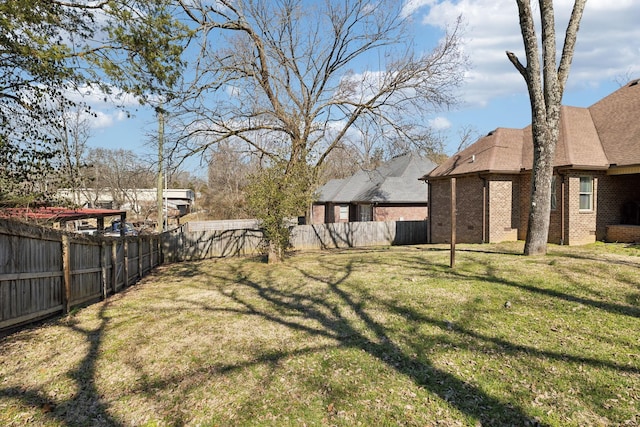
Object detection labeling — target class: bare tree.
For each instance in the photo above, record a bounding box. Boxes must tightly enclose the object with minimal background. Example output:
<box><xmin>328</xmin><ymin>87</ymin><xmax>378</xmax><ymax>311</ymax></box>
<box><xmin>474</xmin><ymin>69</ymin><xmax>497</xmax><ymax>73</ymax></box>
<box><xmin>83</xmin><ymin>148</ymin><xmax>155</xmax><ymax>212</ymax></box>
<box><xmin>173</xmin><ymin>0</ymin><xmax>465</xmax><ymax>178</ymax></box>
<box><xmin>507</xmin><ymin>0</ymin><xmax>586</xmax><ymax>255</ymax></box>
<box><xmin>207</xmin><ymin>142</ymin><xmax>256</xmax><ymax>219</ymax></box>
<box><xmin>172</xmin><ymin>0</ymin><xmax>466</xmax><ymax>259</ymax></box>
<box><xmin>50</xmin><ymin>104</ymin><xmax>93</xmax><ymax>205</ymax></box>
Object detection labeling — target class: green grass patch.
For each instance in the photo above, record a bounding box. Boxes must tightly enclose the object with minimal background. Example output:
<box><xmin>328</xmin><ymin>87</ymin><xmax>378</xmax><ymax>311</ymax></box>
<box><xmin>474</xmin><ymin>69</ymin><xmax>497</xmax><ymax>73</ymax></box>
<box><xmin>0</xmin><ymin>242</ymin><xmax>638</xmax><ymax>426</ymax></box>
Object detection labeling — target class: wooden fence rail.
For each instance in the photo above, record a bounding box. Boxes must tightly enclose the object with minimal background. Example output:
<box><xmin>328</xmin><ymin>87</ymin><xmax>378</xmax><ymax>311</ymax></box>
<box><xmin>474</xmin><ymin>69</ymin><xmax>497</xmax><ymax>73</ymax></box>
<box><xmin>0</xmin><ymin>219</ymin><xmax>162</xmax><ymax>332</ymax></box>
<box><xmin>163</xmin><ymin>220</ymin><xmax>428</xmax><ymax>262</ymax></box>
<box><xmin>2</xmin><ymin>219</ymin><xmax>427</xmax><ymax>332</ymax></box>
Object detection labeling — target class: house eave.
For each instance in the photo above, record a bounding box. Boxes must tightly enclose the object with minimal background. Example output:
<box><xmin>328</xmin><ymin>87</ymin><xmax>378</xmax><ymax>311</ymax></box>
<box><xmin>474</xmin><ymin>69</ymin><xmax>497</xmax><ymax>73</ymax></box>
<box><xmin>554</xmin><ymin>164</ymin><xmax>610</xmax><ymax>173</ymax></box>
<box><xmin>606</xmin><ymin>164</ymin><xmax>640</xmax><ymax>175</ymax></box>
<box><xmin>422</xmin><ymin>169</ymin><xmax>521</xmax><ymax>181</ymax></box>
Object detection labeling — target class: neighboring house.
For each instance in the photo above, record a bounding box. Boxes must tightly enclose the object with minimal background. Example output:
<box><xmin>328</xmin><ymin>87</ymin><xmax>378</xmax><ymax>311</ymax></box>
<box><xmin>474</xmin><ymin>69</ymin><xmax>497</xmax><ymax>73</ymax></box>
<box><xmin>312</xmin><ymin>153</ymin><xmax>438</xmax><ymax>224</ymax></box>
<box><xmin>422</xmin><ymin>79</ymin><xmax>640</xmax><ymax>245</ymax></box>
<box><xmin>0</xmin><ymin>207</ymin><xmax>127</xmax><ymax>235</ymax></box>
<box><xmin>58</xmin><ymin>188</ymin><xmax>196</xmax><ymax>219</ymax></box>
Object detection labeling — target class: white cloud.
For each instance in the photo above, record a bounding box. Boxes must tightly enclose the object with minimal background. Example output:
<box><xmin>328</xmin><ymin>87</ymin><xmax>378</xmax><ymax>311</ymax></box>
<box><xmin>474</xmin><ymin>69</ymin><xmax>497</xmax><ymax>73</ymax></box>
<box><xmin>429</xmin><ymin>116</ymin><xmax>451</xmax><ymax>130</ymax></box>
<box><xmin>408</xmin><ymin>0</ymin><xmax>640</xmax><ymax>106</ymax></box>
<box><xmin>60</xmin><ymin>84</ymin><xmax>141</xmax><ymax>131</ymax></box>
<box><xmin>66</xmin><ymin>84</ymin><xmax>141</xmax><ymax>108</ymax></box>
<box><xmin>90</xmin><ymin>110</ymin><xmax>116</xmax><ymax>129</ymax></box>
<box><xmin>401</xmin><ymin>0</ymin><xmax>437</xmax><ymax>18</ymax></box>
<box><xmin>84</xmin><ymin>108</ymin><xmax>132</xmax><ymax>130</ymax></box>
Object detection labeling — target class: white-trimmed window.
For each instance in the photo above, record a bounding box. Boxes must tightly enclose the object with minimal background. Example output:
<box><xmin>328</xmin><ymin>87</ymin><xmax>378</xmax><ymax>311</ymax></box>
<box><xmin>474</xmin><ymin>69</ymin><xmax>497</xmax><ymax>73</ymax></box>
<box><xmin>339</xmin><ymin>205</ymin><xmax>349</xmax><ymax>221</ymax></box>
<box><xmin>579</xmin><ymin>176</ymin><xmax>593</xmax><ymax>211</ymax></box>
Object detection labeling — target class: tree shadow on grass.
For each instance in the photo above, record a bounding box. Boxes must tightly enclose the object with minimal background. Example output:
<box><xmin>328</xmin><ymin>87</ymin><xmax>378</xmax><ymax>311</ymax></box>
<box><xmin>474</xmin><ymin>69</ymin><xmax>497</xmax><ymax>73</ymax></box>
<box><xmin>471</xmin><ymin>254</ymin><xmax>640</xmax><ymax>319</ymax></box>
<box><xmin>0</xmin><ymin>303</ymin><xmax>122</xmax><ymax>426</ymax></box>
<box><xmin>3</xmin><ymin>244</ymin><xmax>636</xmax><ymax>426</ymax></box>
<box><xmin>396</xmin><ymin>248</ymin><xmax>640</xmax><ymax>319</ymax></box>
<box><xmin>196</xmin><ymin>260</ymin><xmax>547</xmax><ymax>426</ymax></box>
<box><xmin>192</xmin><ymin>248</ymin><xmax>639</xmax><ymax>424</ymax></box>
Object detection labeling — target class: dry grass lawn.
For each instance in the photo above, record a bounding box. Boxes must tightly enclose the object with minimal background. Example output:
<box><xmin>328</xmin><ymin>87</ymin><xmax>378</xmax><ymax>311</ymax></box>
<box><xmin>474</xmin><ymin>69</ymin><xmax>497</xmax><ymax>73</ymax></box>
<box><xmin>1</xmin><ymin>242</ymin><xmax>639</xmax><ymax>426</ymax></box>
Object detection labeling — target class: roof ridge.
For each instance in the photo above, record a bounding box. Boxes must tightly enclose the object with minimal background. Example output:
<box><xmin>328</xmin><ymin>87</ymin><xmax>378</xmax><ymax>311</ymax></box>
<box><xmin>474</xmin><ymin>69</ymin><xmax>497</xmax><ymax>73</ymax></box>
<box><xmin>560</xmin><ymin>105</ymin><xmax>574</xmax><ymax>166</ymax></box>
<box><xmin>487</xmin><ymin>129</ymin><xmax>499</xmax><ymax>171</ymax></box>
<box><xmin>585</xmin><ymin>104</ymin><xmax>608</xmax><ymax>165</ymax></box>
<box><xmin>521</xmin><ymin>124</ymin><xmax>531</xmax><ymax>170</ymax></box>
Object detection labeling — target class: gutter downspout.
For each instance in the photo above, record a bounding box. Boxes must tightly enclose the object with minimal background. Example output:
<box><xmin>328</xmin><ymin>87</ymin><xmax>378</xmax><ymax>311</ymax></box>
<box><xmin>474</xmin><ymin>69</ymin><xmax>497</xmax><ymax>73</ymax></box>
<box><xmin>481</xmin><ymin>176</ymin><xmax>487</xmax><ymax>243</ymax></box>
<box><xmin>560</xmin><ymin>173</ymin><xmax>566</xmax><ymax>245</ymax></box>
<box><xmin>427</xmin><ymin>180</ymin><xmax>432</xmax><ymax>243</ymax></box>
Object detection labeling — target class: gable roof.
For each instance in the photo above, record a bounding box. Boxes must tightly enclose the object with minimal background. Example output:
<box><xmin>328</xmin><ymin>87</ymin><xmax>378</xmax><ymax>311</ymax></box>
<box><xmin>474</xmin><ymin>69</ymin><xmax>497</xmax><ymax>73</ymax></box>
<box><xmin>425</xmin><ymin>79</ymin><xmax>640</xmax><ymax>179</ymax></box>
<box><xmin>589</xmin><ymin>79</ymin><xmax>640</xmax><ymax>168</ymax></box>
<box><xmin>317</xmin><ymin>153</ymin><xmax>437</xmax><ymax>203</ymax></box>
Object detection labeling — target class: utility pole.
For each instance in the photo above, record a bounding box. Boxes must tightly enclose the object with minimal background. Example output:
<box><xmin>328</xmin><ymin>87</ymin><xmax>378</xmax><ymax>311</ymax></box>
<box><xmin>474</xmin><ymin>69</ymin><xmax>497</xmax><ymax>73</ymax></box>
<box><xmin>156</xmin><ymin>106</ymin><xmax>165</xmax><ymax>233</ymax></box>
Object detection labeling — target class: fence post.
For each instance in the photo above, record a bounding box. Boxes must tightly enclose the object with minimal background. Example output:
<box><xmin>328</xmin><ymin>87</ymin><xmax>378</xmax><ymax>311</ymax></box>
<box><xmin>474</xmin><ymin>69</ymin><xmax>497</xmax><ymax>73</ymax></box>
<box><xmin>122</xmin><ymin>239</ymin><xmax>129</xmax><ymax>288</ymax></box>
<box><xmin>101</xmin><ymin>241</ymin><xmax>108</xmax><ymax>300</ymax></box>
<box><xmin>138</xmin><ymin>237</ymin><xmax>143</xmax><ymax>279</ymax></box>
<box><xmin>124</xmin><ymin>240</ymin><xmax>129</xmax><ymax>287</ymax></box>
<box><xmin>111</xmin><ymin>241</ymin><xmax>117</xmax><ymax>292</ymax></box>
<box><xmin>154</xmin><ymin>236</ymin><xmax>160</xmax><ymax>267</ymax></box>
<box><xmin>61</xmin><ymin>235</ymin><xmax>71</xmax><ymax>314</ymax></box>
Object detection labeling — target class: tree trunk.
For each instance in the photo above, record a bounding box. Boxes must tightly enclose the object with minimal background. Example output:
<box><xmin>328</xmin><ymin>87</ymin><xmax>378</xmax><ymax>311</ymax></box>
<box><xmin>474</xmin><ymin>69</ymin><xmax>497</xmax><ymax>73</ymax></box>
<box><xmin>509</xmin><ymin>0</ymin><xmax>586</xmax><ymax>256</ymax></box>
<box><xmin>267</xmin><ymin>241</ymin><xmax>283</xmax><ymax>264</ymax></box>
<box><xmin>524</xmin><ymin>114</ymin><xmax>559</xmax><ymax>255</ymax></box>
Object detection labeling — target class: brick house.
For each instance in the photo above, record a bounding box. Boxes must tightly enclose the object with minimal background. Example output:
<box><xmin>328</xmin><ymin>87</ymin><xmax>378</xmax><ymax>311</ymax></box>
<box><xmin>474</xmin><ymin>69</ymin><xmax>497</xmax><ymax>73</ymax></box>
<box><xmin>422</xmin><ymin>79</ymin><xmax>640</xmax><ymax>245</ymax></box>
<box><xmin>312</xmin><ymin>153</ymin><xmax>437</xmax><ymax>224</ymax></box>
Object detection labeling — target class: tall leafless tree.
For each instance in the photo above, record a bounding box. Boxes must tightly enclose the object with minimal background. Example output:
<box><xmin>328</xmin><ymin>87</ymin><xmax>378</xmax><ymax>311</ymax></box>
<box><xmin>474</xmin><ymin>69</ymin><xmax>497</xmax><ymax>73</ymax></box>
<box><xmin>171</xmin><ymin>0</ymin><xmax>466</xmax><ymax>260</ymax></box>
<box><xmin>207</xmin><ymin>141</ymin><xmax>256</xmax><ymax>219</ymax></box>
<box><xmin>50</xmin><ymin>104</ymin><xmax>93</xmax><ymax>205</ymax></box>
<box><xmin>172</xmin><ymin>0</ymin><xmax>466</xmax><ymax>185</ymax></box>
<box><xmin>82</xmin><ymin>148</ymin><xmax>155</xmax><ymax>211</ymax></box>
<box><xmin>507</xmin><ymin>0</ymin><xmax>586</xmax><ymax>255</ymax></box>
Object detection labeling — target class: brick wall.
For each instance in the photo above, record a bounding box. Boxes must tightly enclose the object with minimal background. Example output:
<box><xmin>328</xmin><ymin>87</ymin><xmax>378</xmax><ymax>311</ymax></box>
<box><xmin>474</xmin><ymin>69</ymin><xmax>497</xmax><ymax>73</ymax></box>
<box><xmin>428</xmin><ymin>179</ymin><xmax>452</xmax><ymax>243</ymax></box>
<box><xmin>596</xmin><ymin>174</ymin><xmax>640</xmax><ymax>240</ymax></box>
<box><xmin>565</xmin><ymin>173</ymin><xmax>597</xmax><ymax>245</ymax></box>
<box><xmin>374</xmin><ymin>205</ymin><xmax>428</xmax><ymax>222</ymax></box>
<box><xmin>311</xmin><ymin>203</ymin><xmax>349</xmax><ymax>224</ymax></box>
<box><xmin>428</xmin><ymin>176</ymin><xmax>485</xmax><ymax>243</ymax></box>
<box><xmin>431</xmin><ymin>170</ymin><xmax>640</xmax><ymax>246</ymax></box>
<box><xmin>313</xmin><ymin>203</ymin><xmax>428</xmax><ymax>224</ymax></box>
<box><xmin>429</xmin><ymin>175</ymin><xmax>523</xmax><ymax>244</ymax></box>
<box><xmin>311</xmin><ymin>204</ymin><xmax>326</xmax><ymax>224</ymax></box>
<box><xmin>519</xmin><ymin>172</ymin><xmax>598</xmax><ymax>245</ymax></box>
<box><xmin>488</xmin><ymin>176</ymin><xmax>520</xmax><ymax>243</ymax></box>
<box><xmin>606</xmin><ymin>225</ymin><xmax>640</xmax><ymax>243</ymax></box>
<box><xmin>518</xmin><ymin>174</ymin><xmax>530</xmax><ymax>241</ymax></box>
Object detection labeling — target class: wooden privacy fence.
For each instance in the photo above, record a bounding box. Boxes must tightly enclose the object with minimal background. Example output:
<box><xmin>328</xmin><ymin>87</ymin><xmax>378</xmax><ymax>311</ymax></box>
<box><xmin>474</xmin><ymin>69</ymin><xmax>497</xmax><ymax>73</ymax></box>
<box><xmin>162</xmin><ymin>225</ymin><xmax>264</xmax><ymax>262</ymax></box>
<box><xmin>291</xmin><ymin>220</ymin><xmax>428</xmax><ymax>251</ymax></box>
<box><xmin>0</xmin><ymin>219</ymin><xmax>162</xmax><ymax>332</ymax></box>
<box><xmin>163</xmin><ymin>220</ymin><xmax>428</xmax><ymax>261</ymax></box>
<box><xmin>2</xmin><ymin>219</ymin><xmax>427</xmax><ymax>331</ymax></box>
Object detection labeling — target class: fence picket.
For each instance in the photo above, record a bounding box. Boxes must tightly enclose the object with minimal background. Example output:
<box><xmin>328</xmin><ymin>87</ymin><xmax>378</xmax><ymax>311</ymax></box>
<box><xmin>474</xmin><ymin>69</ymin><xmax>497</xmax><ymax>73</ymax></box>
<box><xmin>1</xmin><ymin>219</ymin><xmax>427</xmax><ymax>332</ymax></box>
<box><xmin>0</xmin><ymin>219</ymin><xmax>164</xmax><ymax>332</ymax></box>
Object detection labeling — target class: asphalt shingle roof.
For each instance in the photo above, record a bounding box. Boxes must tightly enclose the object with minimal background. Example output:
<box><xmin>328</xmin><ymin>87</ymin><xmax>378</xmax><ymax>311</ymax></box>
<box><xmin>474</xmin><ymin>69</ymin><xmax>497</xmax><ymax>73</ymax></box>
<box><xmin>317</xmin><ymin>153</ymin><xmax>437</xmax><ymax>203</ymax></box>
<box><xmin>425</xmin><ymin>79</ymin><xmax>640</xmax><ymax>179</ymax></box>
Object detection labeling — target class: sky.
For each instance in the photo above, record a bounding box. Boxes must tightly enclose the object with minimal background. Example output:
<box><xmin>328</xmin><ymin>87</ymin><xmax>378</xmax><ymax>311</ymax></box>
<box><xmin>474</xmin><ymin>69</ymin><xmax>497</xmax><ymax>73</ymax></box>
<box><xmin>85</xmin><ymin>0</ymin><xmax>640</xmax><ymax>172</ymax></box>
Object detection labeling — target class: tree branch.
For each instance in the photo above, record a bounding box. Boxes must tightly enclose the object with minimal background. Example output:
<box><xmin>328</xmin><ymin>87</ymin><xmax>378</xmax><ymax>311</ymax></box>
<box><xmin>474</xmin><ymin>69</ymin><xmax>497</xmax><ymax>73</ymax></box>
<box><xmin>557</xmin><ymin>0</ymin><xmax>587</xmax><ymax>92</ymax></box>
<box><xmin>506</xmin><ymin>51</ymin><xmax>528</xmax><ymax>79</ymax></box>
